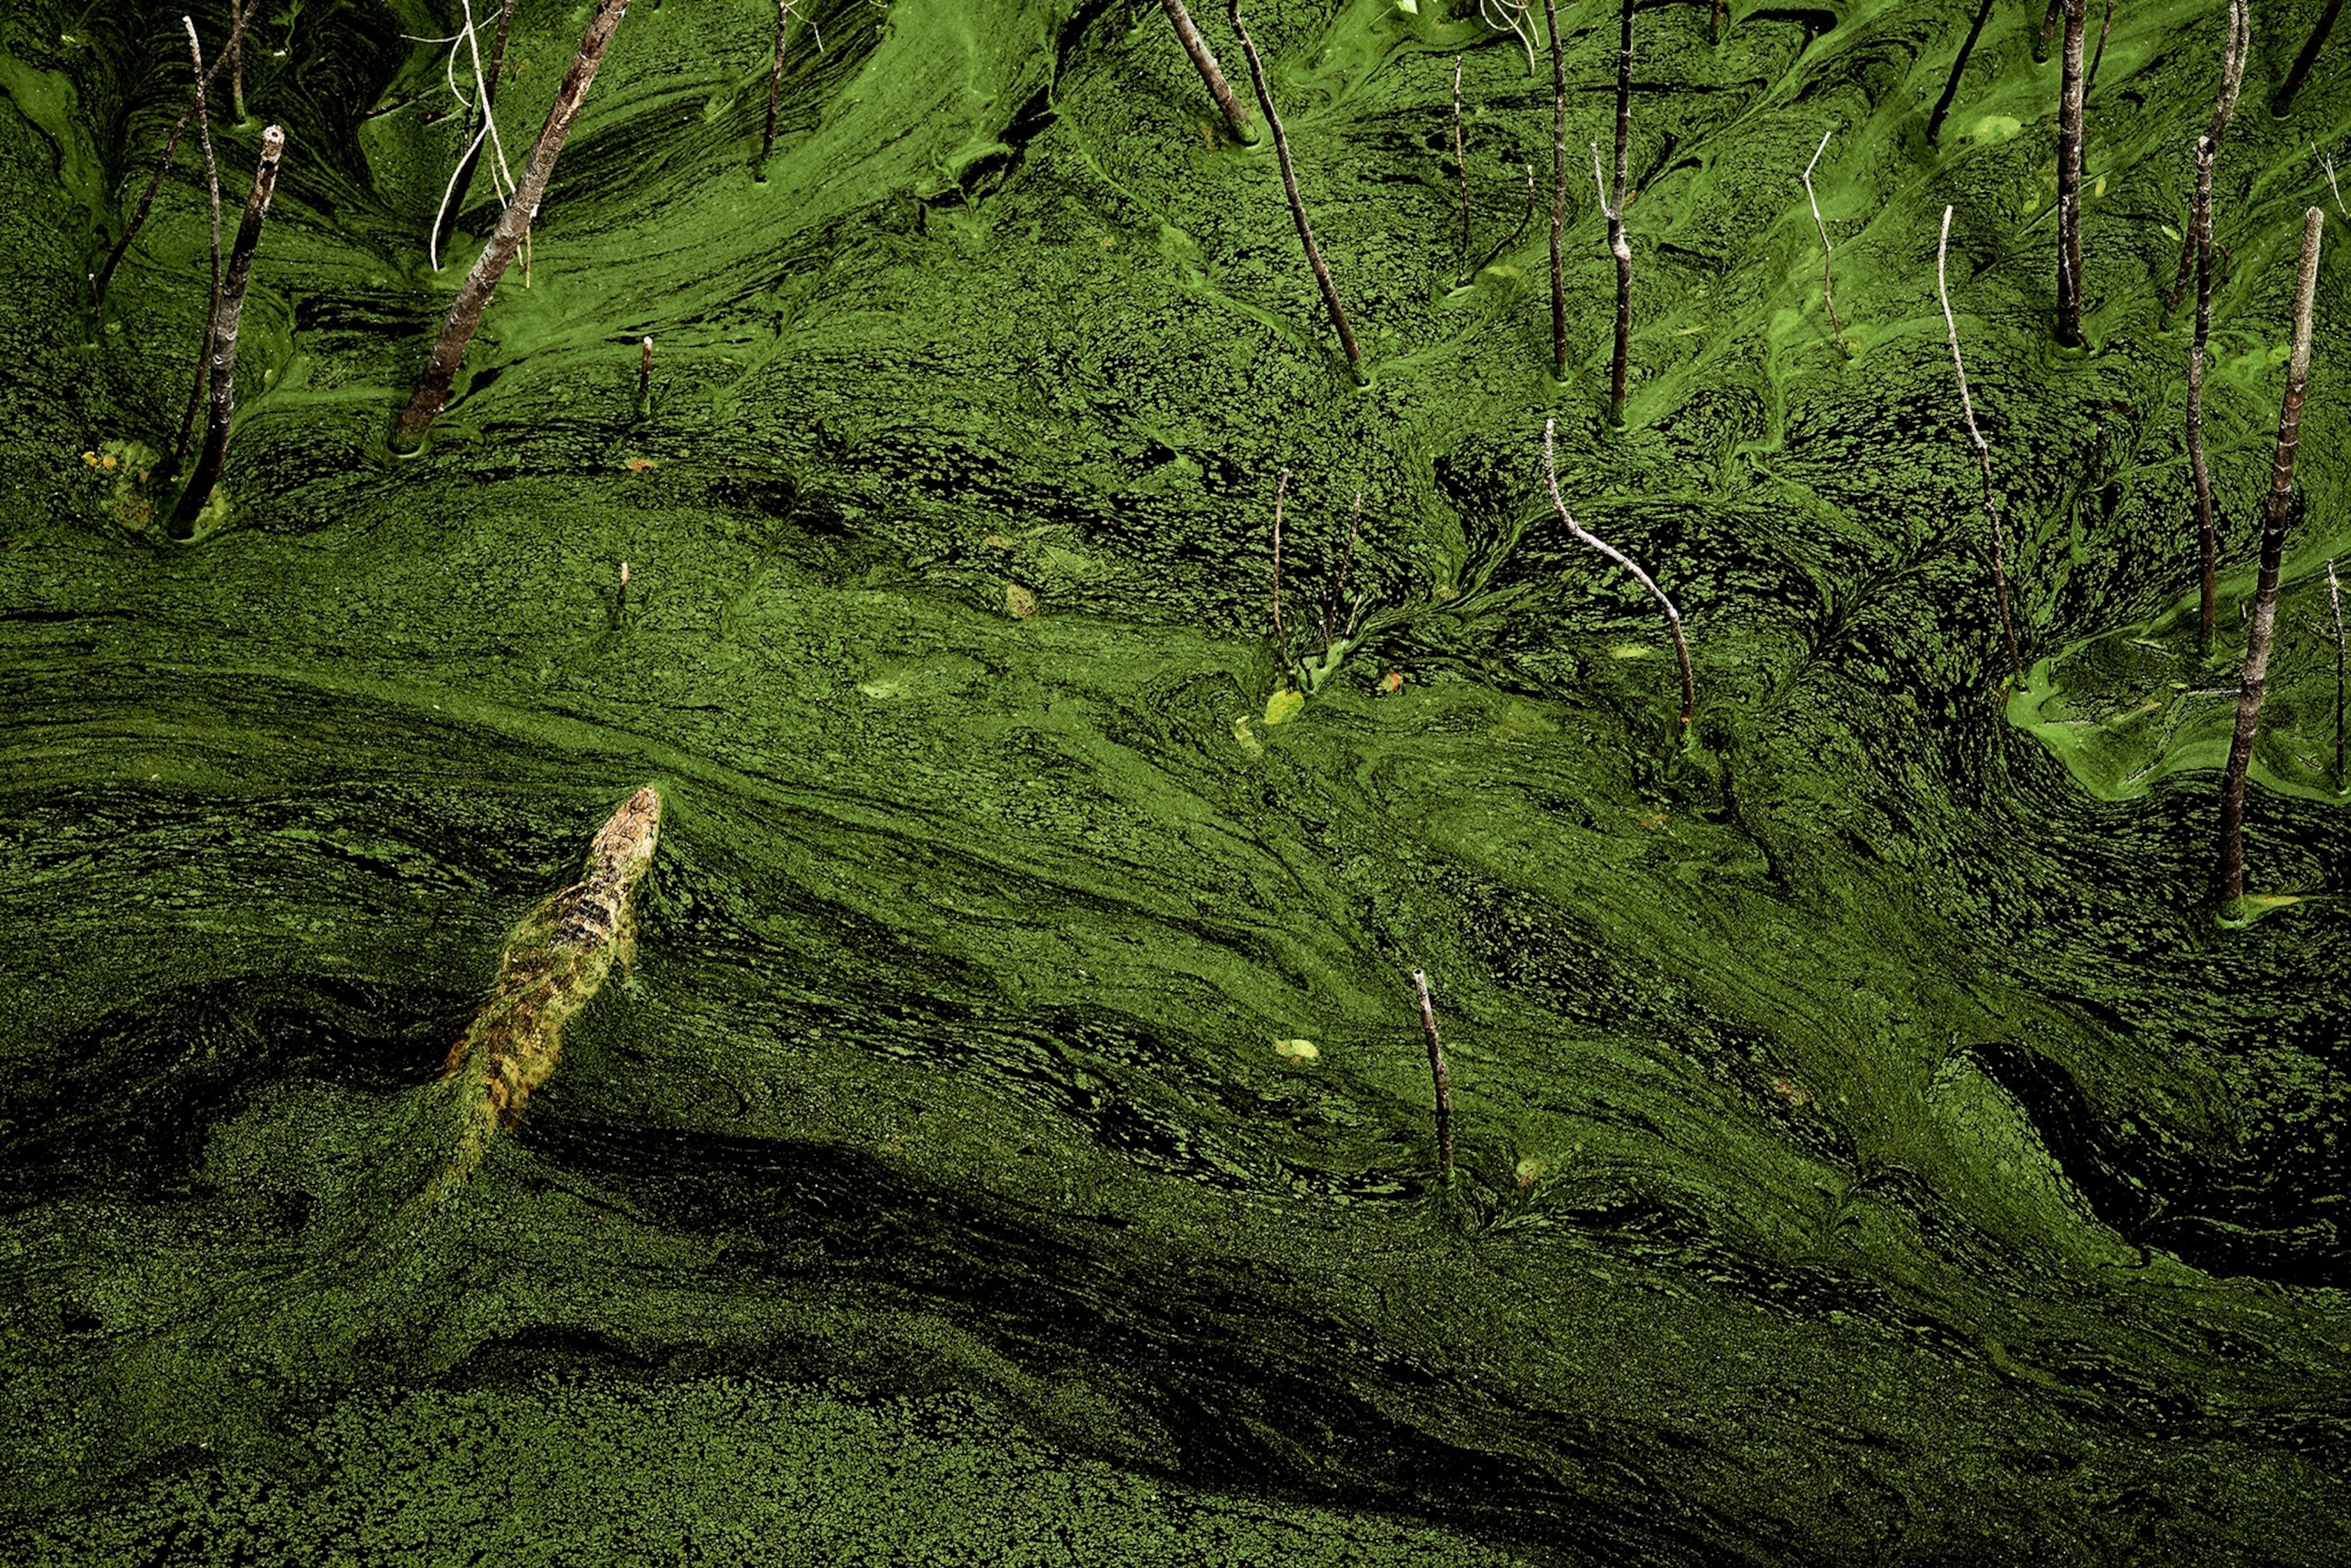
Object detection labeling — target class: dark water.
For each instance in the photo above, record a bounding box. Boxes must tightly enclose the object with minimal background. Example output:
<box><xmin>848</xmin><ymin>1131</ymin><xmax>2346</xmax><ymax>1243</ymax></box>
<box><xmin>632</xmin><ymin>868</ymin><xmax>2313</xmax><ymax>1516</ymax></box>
<box><xmin>3</xmin><ymin>0</ymin><xmax>2349</xmax><ymax>1560</ymax></box>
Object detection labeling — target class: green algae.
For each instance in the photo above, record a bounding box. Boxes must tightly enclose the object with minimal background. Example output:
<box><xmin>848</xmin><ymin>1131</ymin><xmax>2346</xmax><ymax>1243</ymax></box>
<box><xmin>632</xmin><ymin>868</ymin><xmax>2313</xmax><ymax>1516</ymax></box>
<box><xmin>5</xmin><ymin>0</ymin><xmax>2351</xmax><ymax>1561</ymax></box>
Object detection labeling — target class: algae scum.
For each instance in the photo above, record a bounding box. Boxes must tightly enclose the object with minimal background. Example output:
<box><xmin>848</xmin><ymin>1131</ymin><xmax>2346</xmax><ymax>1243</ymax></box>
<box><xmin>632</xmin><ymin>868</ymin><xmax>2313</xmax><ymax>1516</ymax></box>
<box><xmin>5</xmin><ymin>0</ymin><xmax>2351</xmax><ymax>1559</ymax></box>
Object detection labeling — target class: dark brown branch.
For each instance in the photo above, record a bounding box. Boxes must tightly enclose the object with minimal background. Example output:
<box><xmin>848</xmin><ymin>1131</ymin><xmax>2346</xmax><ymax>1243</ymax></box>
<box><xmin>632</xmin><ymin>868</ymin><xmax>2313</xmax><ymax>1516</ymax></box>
<box><xmin>1606</xmin><ymin>0</ymin><xmax>1634</xmax><ymax>419</ymax></box>
<box><xmin>2187</xmin><ymin>138</ymin><xmax>2219</xmax><ymax>650</ymax></box>
<box><xmin>2218</xmin><ymin>208</ymin><xmax>2323</xmax><ymax>906</ymax></box>
<box><xmin>1229</xmin><ymin>0</ymin><xmax>1360</xmax><ymax>367</ymax></box>
<box><xmin>1545</xmin><ymin>0</ymin><xmax>1565</xmax><ymax>380</ymax></box>
<box><xmin>169</xmin><ymin>124</ymin><xmax>284</xmax><ymax>535</ymax></box>
<box><xmin>394</xmin><ymin>0</ymin><xmax>632</xmax><ymax>449</ymax></box>
<box><xmin>1936</xmin><ymin>206</ymin><xmax>2024</xmax><ymax>684</ymax></box>
<box><xmin>1411</xmin><ymin>970</ymin><xmax>1453</xmax><ymax>1182</ymax></box>
<box><xmin>2055</xmin><ymin>0</ymin><xmax>2087</xmax><ymax>345</ymax></box>
<box><xmin>2165</xmin><ymin>0</ymin><xmax>2248</xmax><ymax>311</ymax></box>
<box><xmin>1543</xmin><ymin>419</ymin><xmax>1695</xmax><ymax>729</ymax></box>
<box><xmin>1162</xmin><ymin>0</ymin><xmax>1255</xmax><ymax>143</ymax></box>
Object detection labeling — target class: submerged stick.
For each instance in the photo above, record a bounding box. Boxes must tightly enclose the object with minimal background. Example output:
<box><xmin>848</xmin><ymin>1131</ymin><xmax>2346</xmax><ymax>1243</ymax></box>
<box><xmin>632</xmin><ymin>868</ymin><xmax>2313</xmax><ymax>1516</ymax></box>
<box><xmin>169</xmin><ymin>124</ymin><xmax>283</xmax><ymax>534</ymax></box>
<box><xmin>1453</xmin><ymin>57</ymin><xmax>1470</xmax><ymax>284</ymax></box>
<box><xmin>425</xmin><ymin>787</ymin><xmax>661</xmax><ymax>1205</ymax></box>
<box><xmin>226</xmin><ymin>0</ymin><xmax>244</xmax><ymax>122</ymax></box>
<box><xmin>394</xmin><ymin>0</ymin><xmax>631</xmax><ymax>448</ymax></box>
<box><xmin>2330</xmin><ymin>560</ymin><xmax>2346</xmax><ymax>790</ymax></box>
<box><xmin>761</xmin><ymin>0</ymin><xmax>794</xmax><ymax>167</ymax></box>
<box><xmin>2055</xmin><ymin>0</ymin><xmax>2087</xmax><ymax>345</ymax></box>
<box><xmin>1936</xmin><ymin>206</ymin><xmax>2024</xmax><ymax>683</ymax></box>
<box><xmin>1230</xmin><ymin>0</ymin><xmax>1360</xmax><ymax>368</ymax></box>
<box><xmin>2187</xmin><ymin>139</ymin><xmax>2219</xmax><ymax>648</ymax></box>
<box><xmin>433</xmin><ymin>0</ymin><xmax>517</xmax><ymax>266</ymax></box>
<box><xmin>2165</xmin><ymin>0</ymin><xmax>2248</xmax><ymax>312</ymax></box>
<box><xmin>1411</xmin><ymin>970</ymin><xmax>1453</xmax><ymax>1182</ymax></box>
<box><xmin>2219</xmin><ymin>209</ymin><xmax>2323</xmax><ymax>905</ymax></box>
<box><xmin>1606</xmin><ymin>0</ymin><xmax>1635</xmax><ymax>419</ymax></box>
<box><xmin>635</xmin><ymin>334</ymin><xmax>654</xmax><ymax>419</ymax></box>
<box><xmin>2274</xmin><ymin>0</ymin><xmax>2343</xmax><ymax>117</ymax></box>
<box><xmin>1927</xmin><ymin>0</ymin><xmax>1999</xmax><ymax>145</ymax></box>
<box><xmin>174</xmin><ymin>15</ymin><xmax>225</xmax><ymax>471</ymax></box>
<box><xmin>1162</xmin><ymin>0</ymin><xmax>1256</xmax><ymax>143</ymax></box>
<box><xmin>1543</xmin><ymin>418</ymin><xmax>1695</xmax><ymax>729</ymax></box>
<box><xmin>1801</xmin><ymin>128</ymin><xmax>1842</xmax><ymax>339</ymax></box>
<box><xmin>1546</xmin><ymin>0</ymin><xmax>1566</xmax><ymax>380</ymax></box>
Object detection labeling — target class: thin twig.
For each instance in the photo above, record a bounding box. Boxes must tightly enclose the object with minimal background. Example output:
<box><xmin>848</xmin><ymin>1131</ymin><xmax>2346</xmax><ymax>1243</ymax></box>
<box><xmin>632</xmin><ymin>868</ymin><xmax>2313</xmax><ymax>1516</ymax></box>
<box><xmin>432</xmin><ymin>0</ymin><xmax>520</xmax><ymax>269</ymax></box>
<box><xmin>1479</xmin><ymin>0</ymin><xmax>1538</xmax><ymax>76</ymax></box>
<box><xmin>1936</xmin><ymin>206</ymin><xmax>2024</xmax><ymax>683</ymax></box>
<box><xmin>1606</xmin><ymin>0</ymin><xmax>1634</xmax><ymax>419</ymax></box>
<box><xmin>2187</xmin><ymin>138</ymin><xmax>2219</xmax><ymax>649</ymax></box>
<box><xmin>1230</xmin><ymin>0</ymin><xmax>1360</xmax><ymax>367</ymax></box>
<box><xmin>1801</xmin><ymin>128</ymin><xmax>1842</xmax><ymax>339</ymax></box>
<box><xmin>174</xmin><ymin>15</ymin><xmax>225</xmax><ymax>471</ymax></box>
<box><xmin>1321</xmin><ymin>489</ymin><xmax>1361</xmax><ymax>657</ymax></box>
<box><xmin>1453</xmin><ymin>57</ymin><xmax>1469</xmax><ymax>284</ymax></box>
<box><xmin>1542</xmin><ymin>419</ymin><xmax>1694</xmax><ymax>729</ymax></box>
<box><xmin>1411</xmin><ymin>970</ymin><xmax>1453</xmax><ymax>1182</ymax></box>
<box><xmin>2219</xmin><ymin>208</ymin><xmax>2323</xmax><ymax>904</ymax></box>
<box><xmin>226</xmin><ymin>0</ymin><xmax>243</xmax><ymax>121</ymax></box>
<box><xmin>89</xmin><ymin>0</ymin><xmax>259</xmax><ymax>311</ymax></box>
<box><xmin>1545</xmin><ymin>0</ymin><xmax>1565</xmax><ymax>380</ymax></box>
<box><xmin>2328</xmin><ymin>559</ymin><xmax>2346</xmax><ymax>790</ymax></box>
<box><xmin>1270</xmin><ymin>467</ymin><xmax>1292</xmax><ymax>667</ymax></box>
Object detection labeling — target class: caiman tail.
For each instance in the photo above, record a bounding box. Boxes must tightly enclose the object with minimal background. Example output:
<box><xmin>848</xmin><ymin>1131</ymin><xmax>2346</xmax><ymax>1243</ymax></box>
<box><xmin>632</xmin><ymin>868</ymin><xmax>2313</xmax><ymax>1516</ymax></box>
<box><xmin>419</xmin><ymin>785</ymin><xmax>660</xmax><ymax>1206</ymax></box>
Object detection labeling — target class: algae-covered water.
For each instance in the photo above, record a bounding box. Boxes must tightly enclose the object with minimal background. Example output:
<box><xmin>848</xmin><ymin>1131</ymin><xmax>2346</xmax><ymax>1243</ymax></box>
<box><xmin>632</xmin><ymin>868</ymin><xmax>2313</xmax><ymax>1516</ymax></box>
<box><xmin>5</xmin><ymin>0</ymin><xmax>2350</xmax><ymax>1560</ymax></box>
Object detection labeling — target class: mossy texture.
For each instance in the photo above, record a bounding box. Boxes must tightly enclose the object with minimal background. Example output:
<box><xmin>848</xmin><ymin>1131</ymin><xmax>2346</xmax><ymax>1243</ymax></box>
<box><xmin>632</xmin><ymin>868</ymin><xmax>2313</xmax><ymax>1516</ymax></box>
<box><xmin>3</xmin><ymin>0</ymin><xmax>2350</xmax><ymax>1562</ymax></box>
